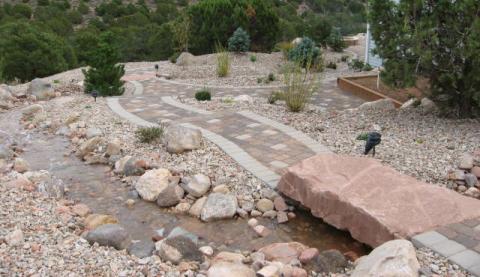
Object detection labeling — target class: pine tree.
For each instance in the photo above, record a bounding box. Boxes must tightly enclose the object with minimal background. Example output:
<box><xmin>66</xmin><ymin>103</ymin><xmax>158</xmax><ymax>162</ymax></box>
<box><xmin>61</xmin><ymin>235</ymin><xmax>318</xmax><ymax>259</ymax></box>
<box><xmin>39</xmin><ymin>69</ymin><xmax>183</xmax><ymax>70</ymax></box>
<box><xmin>369</xmin><ymin>0</ymin><xmax>480</xmax><ymax>117</ymax></box>
<box><xmin>228</xmin><ymin>27</ymin><xmax>250</xmax><ymax>53</ymax></box>
<box><xmin>82</xmin><ymin>32</ymin><xmax>125</xmax><ymax>96</ymax></box>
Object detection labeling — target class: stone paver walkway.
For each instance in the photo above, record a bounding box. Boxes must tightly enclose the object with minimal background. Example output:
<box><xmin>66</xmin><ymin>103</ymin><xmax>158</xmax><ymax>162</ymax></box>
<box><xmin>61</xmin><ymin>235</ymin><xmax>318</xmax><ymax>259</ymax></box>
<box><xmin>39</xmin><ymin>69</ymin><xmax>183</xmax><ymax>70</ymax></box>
<box><xmin>112</xmin><ymin>69</ymin><xmax>480</xmax><ymax>276</ymax></box>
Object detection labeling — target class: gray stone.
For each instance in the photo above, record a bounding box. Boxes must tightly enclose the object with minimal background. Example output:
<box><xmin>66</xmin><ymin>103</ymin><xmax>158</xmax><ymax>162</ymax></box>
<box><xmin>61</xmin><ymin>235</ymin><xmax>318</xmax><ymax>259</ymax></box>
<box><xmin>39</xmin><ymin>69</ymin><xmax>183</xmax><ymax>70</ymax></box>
<box><xmin>164</xmin><ymin>125</ymin><xmax>202</xmax><ymax>154</ymax></box>
<box><xmin>465</xmin><ymin>173</ymin><xmax>478</xmax><ymax>187</ymax></box>
<box><xmin>22</xmin><ymin>104</ymin><xmax>44</xmax><ymax>120</ymax></box>
<box><xmin>86</xmin><ymin>127</ymin><xmax>103</xmax><ymax>139</ymax></box>
<box><xmin>37</xmin><ymin>177</ymin><xmax>65</xmax><ymax>199</ymax></box>
<box><xmin>156</xmin><ymin>236</ymin><xmax>203</xmax><ymax>264</ymax></box>
<box><xmin>459</xmin><ymin>154</ymin><xmax>474</xmax><ymax>170</ymax></box>
<box><xmin>176</xmin><ymin>52</ymin><xmax>195</xmax><ymax>66</ymax></box>
<box><xmin>448</xmin><ymin>250</ymin><xmax>480</xmax><ymax>271</ymax></box>
<box><xmin>0</xmin><ymin>84</ymin><xmax>14</xmax><ymax>101</ymax></box>
<box><xmin>420</xmin><ymin>97</ymin><xmax>437</xmax><ymax>114</ymax></box>
<box><xmin>411</xmin><ymin>231</ymin><xmax>448</xmax><ymax>248</ymax></box>
<box><xmin>358</xmin><ymin>99</ymin><xmax>395</xmax><ymax>112</ymax></box>
<box><xmin>312</xmin><ymin>250</ymin><xmax>348</xmax><ymax>273</ymax></box>
<box><xmin>167</xmin><ymin>226</ymin><xmax>199</xmax><ymax>245</ymax></box>
<box><xmin>156</xmin><ymin>184</ymin><xmax>184</xmax><ymax>207</ymax></box>
<box><xmin>13</xmin><ymin>158</ymin><xmax>30</xmax><ymax>173</ymax></box>
<box><xmin>201</xmin><ymin>193</ymin><xmax>238</xmax><ymax>222</ymax></box>
<box><xmin>189</xmin><ymin>196</ymin><xmax>207</xmax><ymax>218</ymax></box>
<box><xmin>106</xmin><ymin>139</ymin><xmax>122</xmax><ymax>156</ymax></box>
<box><xmin>0</xmin><ymin>144</ymin><xmax>13</xmax><ymax>160</ymax></box>
<box><xmin>124</xmin><ymin>158</ymin><xmax>145</xmax><ymax>176</ymax></box>
<box><xmin>182</xmin><ymin>174</ymin><xmax>211</xmax><ymax>197</ymax></box>
<box><xmin>85</xmin><ymin>224</ymin><xmax>130</xmax><ymax>250</ymax></box>
<box><xmin>207</xmin><ymin>262</ymin><xmax>255</xmax><ymax>277</ymax></box>
<box><xmin>128</xmin><ymin>240</ymin><xmax>155</xmax><ymax>258</ymax></box>
<box><xmin>76</xmin><ymin>137</ymin><xmax>104</xmax><ymax>159</ymax></box>
<box><xmin>27</xmin><ymin>78</ymin><xmax>54</xmax><ymax>100</ymax></box>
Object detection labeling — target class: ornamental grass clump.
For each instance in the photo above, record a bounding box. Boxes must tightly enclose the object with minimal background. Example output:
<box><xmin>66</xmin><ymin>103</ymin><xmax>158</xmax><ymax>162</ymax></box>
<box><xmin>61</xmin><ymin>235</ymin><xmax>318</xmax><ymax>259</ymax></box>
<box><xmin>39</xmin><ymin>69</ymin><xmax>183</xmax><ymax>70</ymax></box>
<box><xmin>135</xmin><ymin>126</ymin><xmax>164</xmax><ymax>143</ymax></box>
<box><xmin>216</xmin><ymin>44</ymin><xmax>230</xmax><ymax>77</ymax></box>
<box><xmin>281</xmin><ymin>61</ymin><xmax>318</xmax><ymax>112</ymax></box>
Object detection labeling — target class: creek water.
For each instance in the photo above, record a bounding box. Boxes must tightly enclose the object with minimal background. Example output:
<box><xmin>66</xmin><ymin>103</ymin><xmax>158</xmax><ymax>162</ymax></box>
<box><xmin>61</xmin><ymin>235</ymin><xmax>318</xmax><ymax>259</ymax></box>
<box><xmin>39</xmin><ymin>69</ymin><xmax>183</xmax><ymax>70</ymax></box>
<box><xmin>1</xmin><ymin>107</ymin><xmax>368</xmax><ymax>256</ymax></box>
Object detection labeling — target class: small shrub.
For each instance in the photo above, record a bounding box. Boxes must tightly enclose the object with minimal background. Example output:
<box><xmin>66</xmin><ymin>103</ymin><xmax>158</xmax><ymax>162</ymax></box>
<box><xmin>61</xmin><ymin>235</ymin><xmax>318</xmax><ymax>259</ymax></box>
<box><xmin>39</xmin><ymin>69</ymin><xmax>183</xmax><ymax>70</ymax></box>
<box><xmin>216</xmin><ymin>44</ymin><xmax>230</xmax><ymax>77</ymax></box>
<box><xmin>282</xmin><ymin>62</ymin><xmax>317</xmax><ymax>112</ymax></box>
<box><xmin>53</xmin><ymin>79</ymin><xmax>60</xmax><ymax>84</ymax></box>
<box><xmin>228</xmin><ymin>27</ymin><xmax>250</xmax><ymax>53</ymax></box>
<box><xmin>250</xmin><ymin>55</ymin><xmax>256</xmax><ymax>62</ymax></box>
<box><xmin>326</xmin><ymin>61</ymin><xmax>337</xmax><ymax>70</ymax></box>
<box><xmin>38</xmin><ymin>0</ymin><xmax>49</xmax><ymax>6</ymax></box>
<box><xmin>222</xmin><ymin>97</ymin><xmax>234</xmax><ymax>104</ymax></box>
<box><xmin>363</xmin><ymin>63</ymin><xmax>373</xmax><ymax>71</ymax></box>
<box><xmin>327</xmin><ymin>29</ymin><xmax>346</xmax><ymax>52</ymax></box>
<box><xmin>257</xmin><ymin>77</ymin><xmax>263</xmax><ymax>84</ymax></box>
<box><xmin>78</xmin><ymin>2</ymin><xmax>89</xmax><ymax>15</ymax></box>
<box><xmin>267</xmin><ymin>73</ymin><xmax>276</xmax><ymax>82</ymax></box>
<box><xmin>275</xmin><ymin>42</ymin><xmax>294</xmax><ymax>59</ymax></box>
<box><xmin>136</xmin><ymin>126</ymin><xmax>164</xmax><ymax>143</ymax></box>
<box><xmin>195</xmin><ymin>88</ymin><xmax>211</xmax><ymax>101</ymax></box>
<box><xmin>349</xmin><ymin>59</ymin><xmax>366</xmax><ymax>72</ymax></box>
<box><xmin>341</xmin><ymin>55</ymin><xmax>349</xmax><ymax>62</ymax></box>
<box><xmin>288</xmin><ymin>37</ymin><xmax>321</xmax><ymax>69</ymax></box>
<box><xmin>169</xmin><ymin>52</ymin><xmax>180</xmax><ymax>63</ymax></box>
<box><xmin>356</xmin><ymin>133</ymin><xmax>368</xmax><ymax>141</ymax></box>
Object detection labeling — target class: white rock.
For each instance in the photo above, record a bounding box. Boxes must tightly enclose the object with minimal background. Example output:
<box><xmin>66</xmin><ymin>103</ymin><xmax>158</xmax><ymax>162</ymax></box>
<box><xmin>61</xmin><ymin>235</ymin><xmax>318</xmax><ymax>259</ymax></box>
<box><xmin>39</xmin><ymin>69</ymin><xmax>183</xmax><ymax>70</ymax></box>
<box><xmin>86</xmin><ymin>127</ymin><xmax>103</xmax><ymax>139</ymax></box>
<box><xmin>5</xmin><ymin>229</ymin><xmax>24</xmax><ymax>246</ymax></box>
<box><xmin>234</xmin><ymin>95</ymin><xmax>253</xmax><ymax>103</ymax></box>
<box><xmin>164</xmin><ymin>125</ymin><xmax>203</xmax><ymax>154</ymax></box>
<box><xmin>256</xmin><ymin>199</ymin><xmax>274</xmax><ymax>212</ymax></box>
<box><xmin>358</xmin><ymin>99</ymin><xmax>395</xmax><ymax>112</ymax></box>
<box><xmin>27</xmin><ymin>78</ymin><xmax>54</xmax><ymax>100</ymax></box>
<box><xmin>207</xmin><ymin>262</ymin><xmax>255</xmax><ymax>277</ymax></box>
<box><xmin>400</xmin><ymin>98</ymin><xmax>417</xmax><ymax>109</ymax></box>
<box><xmin>135</xmin><ymin>169</ymin><xmax>172</xmax><ymax>201</ymax></box>
<box><xmin>248</xmin><ymin>218</ymin><xmax>258</xmax><ymax>228</ymax></box>
<box><xmin>351</xmin><ymin>239</ymin><xmax>420</xmax><ymax>277</ymax></box>
<box><xmin>182</xmin><ymin>174</ymin><xmax>211</xmax><ymax>197</ymax></box>
<box><xmin>199</xmin><ymin>246</ymin><xmax>214</xmax><ymax>256</ymax></box>
<box><xmin>13</xmin><ymin>158</ymin><xmax>30</xmax><ymax>173</ymax></box>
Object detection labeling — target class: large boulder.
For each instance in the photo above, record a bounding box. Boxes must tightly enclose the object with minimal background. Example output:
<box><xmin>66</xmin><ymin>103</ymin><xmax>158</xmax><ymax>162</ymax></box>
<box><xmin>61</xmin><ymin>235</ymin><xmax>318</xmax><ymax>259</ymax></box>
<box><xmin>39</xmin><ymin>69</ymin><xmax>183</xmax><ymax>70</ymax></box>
<box><xmin>135</xmin><ymin>169</ymin><xmax>172</xmax><ymax>201</ymax></box>
<box><xmin>351</xmin><ymin>240</ymin><xmax>419</xmax><ymax>277</ymax></box>
<box><xmin>200</xmin><ymin>193</ymin><xmax>238</xmax><ymax>222</ymax></box>
<box><xmin>278</xmin><ymin>153</ymin><xmax>480</xmax><ymax>247</ymax></box>
<box><xmin>181</xmin><ymin>174</ymin><xmax>211</xmax><ymax>197</ymax></box>
<box><xmin>27</xmin><ymin>78</ymin><xmax>55</xmax><ymax>100</ymax></box>
<box><xmin>176</xmin><ymin>52</ymin><xmax>195</xmax><ymax>66</ymax></box>
<box><xmin>85</xmin><ymin>224</ymin><xmax>130</xmax><ymax>250</ymax></box>
<box><xmin>164</xmin><ymin>125</ymin><xmax>202</xmax><ymax>154</ymax></box>
<box><xmin>155</xmin><ymin>236</ymin><xmax>203</xmax><ymax>264</ymax></box>
<box><xmin>258</xmin><ymin>242</ymin><xmax>307</xmax><ymax>264</ymax></box>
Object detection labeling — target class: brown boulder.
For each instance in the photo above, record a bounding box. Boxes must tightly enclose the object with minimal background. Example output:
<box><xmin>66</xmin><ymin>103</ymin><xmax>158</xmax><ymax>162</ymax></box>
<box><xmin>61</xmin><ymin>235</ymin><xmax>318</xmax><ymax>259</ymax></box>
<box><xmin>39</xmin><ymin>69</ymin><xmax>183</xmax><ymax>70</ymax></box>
<box><xmin>258</xmin><ymin>242</ymin><xmax>307</xmax><ymax>264</ymax></box>
<box><xmin>278</xmin><ymin>154</ymin><xmax>480</xmax><ymax>247</ymax></box>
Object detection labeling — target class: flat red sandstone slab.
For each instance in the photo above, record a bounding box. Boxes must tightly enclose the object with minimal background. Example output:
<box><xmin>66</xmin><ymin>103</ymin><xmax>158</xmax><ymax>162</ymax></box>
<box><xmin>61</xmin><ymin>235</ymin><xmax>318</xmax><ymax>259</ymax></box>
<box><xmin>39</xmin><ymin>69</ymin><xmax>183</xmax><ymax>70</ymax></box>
<box><xmin>278</xmin><ymin>154</ymin><xmax>480</xmax><ymax>247</ymax></box>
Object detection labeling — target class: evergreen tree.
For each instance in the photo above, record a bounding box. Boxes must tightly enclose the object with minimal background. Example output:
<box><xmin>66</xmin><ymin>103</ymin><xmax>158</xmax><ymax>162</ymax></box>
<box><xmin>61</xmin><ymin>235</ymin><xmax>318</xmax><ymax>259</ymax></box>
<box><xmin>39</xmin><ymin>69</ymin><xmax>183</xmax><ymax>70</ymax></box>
<box><xmin>82</xmin><ymin>32</ymin><xmax>125</xmax><ymax>96</ymax></box>
<box><xmin>228</xmin><ymin>27</ymin><xmax>250</xmax><ymax>53</ymax></box>
<box><xmin>369</xmin><ymin>0</ymin><xmax>480</xmax><ymax>117</ymax></box>
<box><xmin>0</xmin><ymin>22</ymin><xmax>75</xmax><ymax>82</ymax></box>
<box><xmin>326</xmin><ymin>28</ymin><xmax>346</xmax><ymax>52</ymax></box>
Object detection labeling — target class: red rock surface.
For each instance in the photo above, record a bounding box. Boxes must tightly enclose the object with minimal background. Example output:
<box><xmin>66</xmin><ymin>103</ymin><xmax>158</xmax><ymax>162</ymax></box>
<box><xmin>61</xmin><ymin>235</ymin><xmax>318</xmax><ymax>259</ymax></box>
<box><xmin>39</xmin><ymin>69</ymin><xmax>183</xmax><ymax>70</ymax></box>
<box><xmin>278</xmin><ymin>154</ymin><xmax>480</xmax><ymax>247</ymax></box>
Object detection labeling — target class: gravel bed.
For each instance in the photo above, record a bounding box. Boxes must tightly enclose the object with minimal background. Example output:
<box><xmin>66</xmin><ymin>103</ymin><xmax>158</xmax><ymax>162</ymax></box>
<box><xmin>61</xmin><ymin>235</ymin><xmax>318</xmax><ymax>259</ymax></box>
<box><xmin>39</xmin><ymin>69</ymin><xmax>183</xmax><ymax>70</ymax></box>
<box><xmin>0</xmin><ymin>173</ymin><xmax>178</xmax><ymax>276</ymax></box>
<box><xmin>417</xmin><ymin>248</ymin><xmax>472</xmax><ymax>276</ymax></box>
